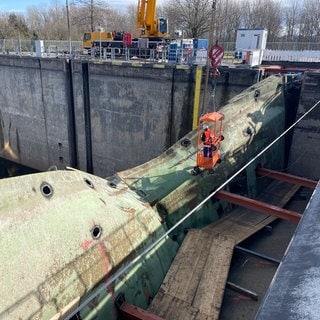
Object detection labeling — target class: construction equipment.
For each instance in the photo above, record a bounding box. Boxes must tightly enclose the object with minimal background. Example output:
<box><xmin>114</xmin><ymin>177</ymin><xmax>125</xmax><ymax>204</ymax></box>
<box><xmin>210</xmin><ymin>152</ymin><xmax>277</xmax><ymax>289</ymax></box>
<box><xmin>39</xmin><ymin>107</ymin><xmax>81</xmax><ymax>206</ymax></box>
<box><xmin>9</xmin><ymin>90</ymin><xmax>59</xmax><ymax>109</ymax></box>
<box><xmin>82</xmin><ymin>0</ymin><xmax>169</xmax><ymax>57</ymax></box>
<box><xmin>136</xmin><ymin>0</ymin><xmax>169</xmax><ymax>39</ymax></box>
<box><xmin>82</xmin><ymin>26</ymin><xmax>114</xmax><ymax>53</ymax></box>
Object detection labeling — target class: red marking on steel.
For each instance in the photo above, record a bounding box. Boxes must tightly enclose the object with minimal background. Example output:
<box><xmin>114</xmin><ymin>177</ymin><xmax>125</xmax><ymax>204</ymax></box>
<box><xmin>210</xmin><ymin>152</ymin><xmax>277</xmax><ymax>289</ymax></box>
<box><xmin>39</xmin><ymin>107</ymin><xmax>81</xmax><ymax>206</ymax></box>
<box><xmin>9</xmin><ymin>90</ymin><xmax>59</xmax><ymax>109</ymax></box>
<box><xmin>98</xmin><ymin>241</ymin><xmax>116</xmax><ymax>320</ymax></box>
<box><xmin>254</xmin><ymin>260</ymin><xmax>273</xmax><ymax>267</ymax></box>
<box><xmin>232</xmin><ymin>295</ymin><xmax>252</xmax><ymax>303</ymax></box>
<box><xmin>98</xmin><ymin>242</ymin><xmax>112</xmax><ymax>287</ymax></box>
<box><xmin>80</xmin><ymin>238</ymin><xmax>116</xmax><ymax>319</ymax></box>
<box><xmin>81</xmin><ymin>239</ymin><xmax>93</xmax><ymax>249</ymax></box>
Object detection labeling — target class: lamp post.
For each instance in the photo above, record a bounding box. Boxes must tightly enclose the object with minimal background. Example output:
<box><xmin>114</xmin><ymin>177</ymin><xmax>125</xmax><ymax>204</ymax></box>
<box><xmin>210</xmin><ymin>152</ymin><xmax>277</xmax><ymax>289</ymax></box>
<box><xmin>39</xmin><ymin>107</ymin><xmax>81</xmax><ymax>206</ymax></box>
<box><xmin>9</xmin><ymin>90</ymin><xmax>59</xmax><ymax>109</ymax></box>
<box><xmin>66</xmin><ymin>0</ymin><xmax>72</xmax><ymax>57</ymax></box>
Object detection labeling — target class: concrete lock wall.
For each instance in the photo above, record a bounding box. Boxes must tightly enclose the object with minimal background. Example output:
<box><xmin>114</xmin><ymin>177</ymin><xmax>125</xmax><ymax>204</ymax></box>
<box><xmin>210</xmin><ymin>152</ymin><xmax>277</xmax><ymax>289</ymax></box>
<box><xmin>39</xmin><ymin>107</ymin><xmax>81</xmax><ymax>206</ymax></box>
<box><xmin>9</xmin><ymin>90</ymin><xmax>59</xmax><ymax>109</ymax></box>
<box><xmin>0</xmin><ymin>55</ymin><xmax>260</xmax><ymax>177</ymax></box>
<box><xmin>72</xmin><ymin>62</ymin><xmax>197</xmax><ymax>177</ymax></box>
<box><xmin>288</xmin><ymin>71</ymin><xmax>320</xmax><ymax>180</ymax></box>
<box><xmin>0</xmin><ymin>56</ymin><xmax>73</xmax><ymax>171</ymax></box>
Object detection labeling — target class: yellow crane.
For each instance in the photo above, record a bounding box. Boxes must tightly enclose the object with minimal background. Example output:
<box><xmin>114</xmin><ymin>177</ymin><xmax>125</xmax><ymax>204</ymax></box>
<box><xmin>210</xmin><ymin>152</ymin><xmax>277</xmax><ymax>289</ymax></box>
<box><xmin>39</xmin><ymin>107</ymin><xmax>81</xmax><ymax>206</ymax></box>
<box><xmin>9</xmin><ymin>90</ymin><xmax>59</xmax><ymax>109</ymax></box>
<box><xmin>82</xmin><ymin>0</ymin><xmax>169</xmax><ymax>55</ymax></box>
<box><xmin>136</xmin><ymin>0</ymin><xmax>169</xmax><ymax>39</ymax></box>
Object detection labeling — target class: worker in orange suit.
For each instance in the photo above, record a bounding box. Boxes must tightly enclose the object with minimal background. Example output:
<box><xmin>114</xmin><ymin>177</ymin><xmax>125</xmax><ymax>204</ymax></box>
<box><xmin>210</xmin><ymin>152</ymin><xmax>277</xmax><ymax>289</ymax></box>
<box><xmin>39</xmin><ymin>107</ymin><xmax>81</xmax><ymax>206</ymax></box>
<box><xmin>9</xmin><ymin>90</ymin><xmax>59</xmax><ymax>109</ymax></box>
<box><xmin>202</xmin><ymin>125</ymin><xmax>213</xmax><ymax>157</ymax></box>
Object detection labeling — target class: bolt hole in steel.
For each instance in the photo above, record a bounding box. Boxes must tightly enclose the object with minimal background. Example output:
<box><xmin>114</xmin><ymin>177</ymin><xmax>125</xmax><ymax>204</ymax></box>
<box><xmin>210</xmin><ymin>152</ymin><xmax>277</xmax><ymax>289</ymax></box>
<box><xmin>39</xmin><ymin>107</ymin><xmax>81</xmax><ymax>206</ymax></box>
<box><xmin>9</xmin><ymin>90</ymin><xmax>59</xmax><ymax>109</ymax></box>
<box><xmin>181</xmin><ymin>138</ymin><xmax>191</xmax><ymax>147</ymax></box>
<box><xmin>91</xmin><ymin>225</ymin><xmax>102</xmax><ymax>240</ymax></box>
<box><xmin>40</xmin><ymin>182</ymin><xmax>53</xmax><ymax>198</ymax></box>
<box><xmin>83</xmin><ymin>177</ymin><xmax>94</xmax><ymax>188</ymax></box>
<box><xmin>109</xmin><ymin>182</ymin><xmax>117</xmax><ymax>188</ymax></box>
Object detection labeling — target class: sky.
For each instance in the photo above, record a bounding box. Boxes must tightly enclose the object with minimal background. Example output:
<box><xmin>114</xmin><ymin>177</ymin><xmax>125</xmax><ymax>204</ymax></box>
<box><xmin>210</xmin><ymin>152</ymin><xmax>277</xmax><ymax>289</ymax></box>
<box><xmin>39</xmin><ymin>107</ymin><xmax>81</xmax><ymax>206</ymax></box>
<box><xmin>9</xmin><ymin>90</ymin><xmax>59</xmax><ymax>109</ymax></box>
<box><xmin>0</xmin><ymin>0</ymin><xmax>136</xmax><ymax>14</ymax></box>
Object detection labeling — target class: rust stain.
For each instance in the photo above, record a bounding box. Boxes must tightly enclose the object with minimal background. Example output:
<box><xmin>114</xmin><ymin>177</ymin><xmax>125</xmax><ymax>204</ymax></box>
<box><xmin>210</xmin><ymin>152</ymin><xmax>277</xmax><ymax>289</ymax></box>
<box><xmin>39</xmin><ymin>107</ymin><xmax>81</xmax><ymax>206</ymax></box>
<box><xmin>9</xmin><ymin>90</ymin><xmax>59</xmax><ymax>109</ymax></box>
<box><xmin>122</xmin><ymin>207</ymin><xmax>136</xmax><ymax>215</ymax></box>
<box><xmin>112</xmin><ymin>189</ymin><xmax>126</xmax><ymax>196</ymax></box>
<box><xmin>1</xmin><ymin>141</ymin><xmax>19</xmax><ymax>161</ymax></box>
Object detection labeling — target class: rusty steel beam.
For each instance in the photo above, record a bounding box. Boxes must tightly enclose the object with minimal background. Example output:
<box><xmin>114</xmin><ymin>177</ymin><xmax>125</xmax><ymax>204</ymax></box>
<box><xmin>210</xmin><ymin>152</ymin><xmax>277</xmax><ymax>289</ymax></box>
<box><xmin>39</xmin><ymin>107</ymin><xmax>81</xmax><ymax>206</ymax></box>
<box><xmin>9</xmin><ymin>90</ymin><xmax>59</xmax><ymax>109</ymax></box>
<box><xmin>215</xmin><ymin>190</ymin><xmax>301</xmax><ymax>224</ymax></box>
<box><xmin>118</xmin><ymin>301</ymin><xmax>165</xmax><ymax>320</ymax></box>
<box><xmin>256</xmin><ymin>168</ymin><xmax>318</xmax><ymax>189</ymax></box>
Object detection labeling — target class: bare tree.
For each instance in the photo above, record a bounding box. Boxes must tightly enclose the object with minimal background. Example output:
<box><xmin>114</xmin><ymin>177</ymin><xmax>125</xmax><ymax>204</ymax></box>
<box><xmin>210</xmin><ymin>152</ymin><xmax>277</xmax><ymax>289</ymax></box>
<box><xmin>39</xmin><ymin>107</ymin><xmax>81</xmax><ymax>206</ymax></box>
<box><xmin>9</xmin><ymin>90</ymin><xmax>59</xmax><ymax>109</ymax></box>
<box><xmin>215</xmin><ymin>0</ymin><xmax>242</xmax><ymax>43</ymax></box>
<box><xmin>123</xmin><ymin>4</ymin><xmax>138</xmax><ymax>35</ymax></box>
<box><xmin>239</xmin><ymin>0</ymin><xmax>256</xmax><ymax>29</ymax></box>
<box><xmin>0</xmin><ymin>14</ymin><xmax>9</xmax><ymax>38</ymax></box>
<box><xmin>72</xmin><ymin>0</ymin><xmax>111</xmax><ymax>32</ymax></box>
<box><xmin>1</xmin><ymin>0</ymin><xmax>319</xmax><ymax>47</ymax></box>
<box><xmin>238</xmin><ymin>0</ymin><xmax>282</xmax><ymax>41</ymax></box>
<box><xmin>260</xmin><ymin>0</ymin><xmax>282</xmax><ymax>41</ymax></box>
<box><xmin>163</xmin><ymin>0</ymin><xmax>213</xmax><ymax>38</ymax></box>
<box><xmin>26</xmin><ymin>4</ymin><xmax>67</xmax><ymax>40</ymax></box>
<box><xmin>111</xmin><ymin>7</ymin><xmax>137</xmax><ymax>34</ymax></box>
<box><xmin>283</xmin><ymin>0</ymin><xmax>301</xmax><ymax>41</ymax></box>
<box><xmin>299</xmin><ymin>0</ymin><xmax>320</xmax><ymax>42</ymax></box>
<box><xmin>6</xmin><ymin>13</ymin><xmax>30</xmax><ymax>39</ymax></box>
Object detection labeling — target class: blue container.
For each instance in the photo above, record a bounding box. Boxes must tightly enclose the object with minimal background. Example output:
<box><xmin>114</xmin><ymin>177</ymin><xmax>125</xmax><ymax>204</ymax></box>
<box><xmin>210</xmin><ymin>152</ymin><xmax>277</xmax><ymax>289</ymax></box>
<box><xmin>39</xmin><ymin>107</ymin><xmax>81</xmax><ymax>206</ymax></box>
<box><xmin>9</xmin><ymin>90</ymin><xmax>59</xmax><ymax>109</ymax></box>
<box><xmin>169</xmin><ymin>43</ymin><xmax>178</xmax><ymax>49</ymax></box>
<box><xmin>193</xmin><ymin>39</ymin><xmax>208</xmax><ymax>50</ymax></box>
<box><xmin>168</xmin><ymin>43</ymin><xmax>178</xmax><ymax>63</ymax></box>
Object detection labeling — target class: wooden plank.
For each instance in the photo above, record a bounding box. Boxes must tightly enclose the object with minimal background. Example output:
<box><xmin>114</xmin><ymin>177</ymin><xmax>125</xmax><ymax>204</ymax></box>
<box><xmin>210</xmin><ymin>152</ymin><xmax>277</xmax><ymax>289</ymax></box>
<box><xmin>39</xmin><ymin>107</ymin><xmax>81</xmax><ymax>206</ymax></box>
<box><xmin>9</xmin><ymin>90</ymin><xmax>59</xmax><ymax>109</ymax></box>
<box><xmin>204</xmin><ymin>210</ymin><xmax>274</xmax><ymax>244</ymax></box>
<box><xmin>205</xmin><ymin>181</ymin><xmax>300</xmax><ymax>244</ymax></box>
<box><xmin>258</xmin><ymin>181</ymin><xmax>300</xmax><ymax>206</ymax></box>
<box><xmin>194</xmin><ymin>313</ymin><xmax>214</xmax><ymax>320</ymax></box>
<box><xmin>192</xmin><ymin>233</ymin><xmax>235</xmax><ymax>319</ymax></box>
<box><xmin>160</xmin><ymin>229</ymin><xmax>213</xmax><ymax>303</ymax></box>
<box><xmin>148</xmin><ymin>290</ymin><xmax>200</xmax><ymax>320</ymax></box>
<box><xmin>149</xmin><ymin>231</ymin><xmax>235</xmax><ymax>320</ymax></box>
<box><xmin>148</xmin><ymin>181</ymin><xmax>300</xmax><ymax>320</ymax></box>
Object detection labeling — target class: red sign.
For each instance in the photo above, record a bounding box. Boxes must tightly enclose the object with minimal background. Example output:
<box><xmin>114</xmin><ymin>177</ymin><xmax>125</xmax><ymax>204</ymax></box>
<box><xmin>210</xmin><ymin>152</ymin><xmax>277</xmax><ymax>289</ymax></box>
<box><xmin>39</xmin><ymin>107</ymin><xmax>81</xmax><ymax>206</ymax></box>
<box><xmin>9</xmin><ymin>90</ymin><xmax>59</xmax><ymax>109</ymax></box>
<box><xmin>123</xmin><ymin>33</ymin><xmax>133</xmax><ymax>46</ymax></box>
<box><xmin>209</xmin><ymin>45</ymin><xmax>224</xmax><ymax>68</ymax></box>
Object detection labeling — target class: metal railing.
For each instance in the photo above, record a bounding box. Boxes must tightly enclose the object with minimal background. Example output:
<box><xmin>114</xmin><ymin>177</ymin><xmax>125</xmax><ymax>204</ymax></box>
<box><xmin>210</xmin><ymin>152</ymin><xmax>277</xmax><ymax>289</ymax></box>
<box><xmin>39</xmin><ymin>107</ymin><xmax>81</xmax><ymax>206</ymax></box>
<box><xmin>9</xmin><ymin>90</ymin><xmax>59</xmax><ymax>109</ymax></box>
<box><xmin>0</xmin><ymin>39</ymin><xmax>83</xmax><ymax>57</ymax></box>
<box><xmin>1</xmin><ymin>39</ymin><xmax>320</xmax><ymax>64</ymax></box>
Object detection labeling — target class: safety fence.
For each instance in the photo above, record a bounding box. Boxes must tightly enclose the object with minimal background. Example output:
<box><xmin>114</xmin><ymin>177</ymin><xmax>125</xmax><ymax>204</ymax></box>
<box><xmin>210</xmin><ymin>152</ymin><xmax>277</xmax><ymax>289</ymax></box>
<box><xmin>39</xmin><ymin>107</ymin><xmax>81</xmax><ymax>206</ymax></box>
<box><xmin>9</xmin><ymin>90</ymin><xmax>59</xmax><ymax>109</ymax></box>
<box><xmin>1</xmin><ymin>39</ymin><xmax>320</xmax><ymax>65</ymax></box>
<box><xmin>263</xmin><ymin>49</ymin><xmax>320</xmax><ymax>63</ymax></box>
<box><xmin>0</xmin><ymin>39</ymin><xmax>83</xmax><ymax>57</ymax></box>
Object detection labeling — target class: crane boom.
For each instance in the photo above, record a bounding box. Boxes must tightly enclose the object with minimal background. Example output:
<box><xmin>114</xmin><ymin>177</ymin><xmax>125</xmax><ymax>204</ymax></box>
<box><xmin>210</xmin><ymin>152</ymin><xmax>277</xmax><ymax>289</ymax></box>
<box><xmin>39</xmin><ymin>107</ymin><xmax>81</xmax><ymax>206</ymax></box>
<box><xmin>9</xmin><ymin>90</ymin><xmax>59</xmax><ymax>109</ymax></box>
<box><xmin>136</xmin><ymin>0</ymin><xmax>169</xmax><ymax>39</ymax></box>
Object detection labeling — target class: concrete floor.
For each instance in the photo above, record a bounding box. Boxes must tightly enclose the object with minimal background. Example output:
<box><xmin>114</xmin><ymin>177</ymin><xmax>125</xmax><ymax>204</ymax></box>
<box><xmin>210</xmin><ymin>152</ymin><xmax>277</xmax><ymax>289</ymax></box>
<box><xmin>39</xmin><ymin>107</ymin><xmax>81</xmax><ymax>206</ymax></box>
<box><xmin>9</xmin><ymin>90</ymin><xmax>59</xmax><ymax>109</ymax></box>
<box><xmin>219</xmin><ymin>187</ymin><xmax>313</xmax><ymax>320</ymax></box>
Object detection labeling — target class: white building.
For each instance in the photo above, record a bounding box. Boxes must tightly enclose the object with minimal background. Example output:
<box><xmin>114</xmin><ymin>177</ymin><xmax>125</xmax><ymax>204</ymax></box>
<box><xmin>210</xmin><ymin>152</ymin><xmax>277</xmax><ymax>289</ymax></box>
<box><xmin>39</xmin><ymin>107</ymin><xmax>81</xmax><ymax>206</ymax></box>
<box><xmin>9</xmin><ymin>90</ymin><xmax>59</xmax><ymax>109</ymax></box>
<box><xmin>235</xmin><ymin>28</ymin><xmax>268</xmax><ymax>66</ymax></box>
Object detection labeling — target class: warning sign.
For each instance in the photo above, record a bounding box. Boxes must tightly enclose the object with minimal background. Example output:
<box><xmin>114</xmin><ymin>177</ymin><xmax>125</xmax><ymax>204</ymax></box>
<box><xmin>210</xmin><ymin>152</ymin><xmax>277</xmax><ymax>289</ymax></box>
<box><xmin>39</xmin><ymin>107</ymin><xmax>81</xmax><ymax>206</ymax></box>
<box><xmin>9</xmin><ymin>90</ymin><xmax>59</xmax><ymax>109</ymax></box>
<box><xmin>209</xmin><ymin>45</ymin><xmax>224</xmax><ymax>68</ymax></box>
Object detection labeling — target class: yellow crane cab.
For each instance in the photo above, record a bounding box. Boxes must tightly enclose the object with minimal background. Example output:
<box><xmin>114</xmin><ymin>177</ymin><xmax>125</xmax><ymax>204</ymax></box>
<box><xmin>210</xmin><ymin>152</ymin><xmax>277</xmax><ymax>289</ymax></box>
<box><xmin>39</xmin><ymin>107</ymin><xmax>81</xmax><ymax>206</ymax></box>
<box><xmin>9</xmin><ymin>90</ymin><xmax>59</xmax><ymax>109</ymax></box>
<box><xmin>82</xmin><ymin>28</ymin><xmax>114</xmax><ymax>51</ymax></box>
<box><xmin>192</xmin><ymin>112</ymin><xmax>224</xmax><ymax>175</ymax></box>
